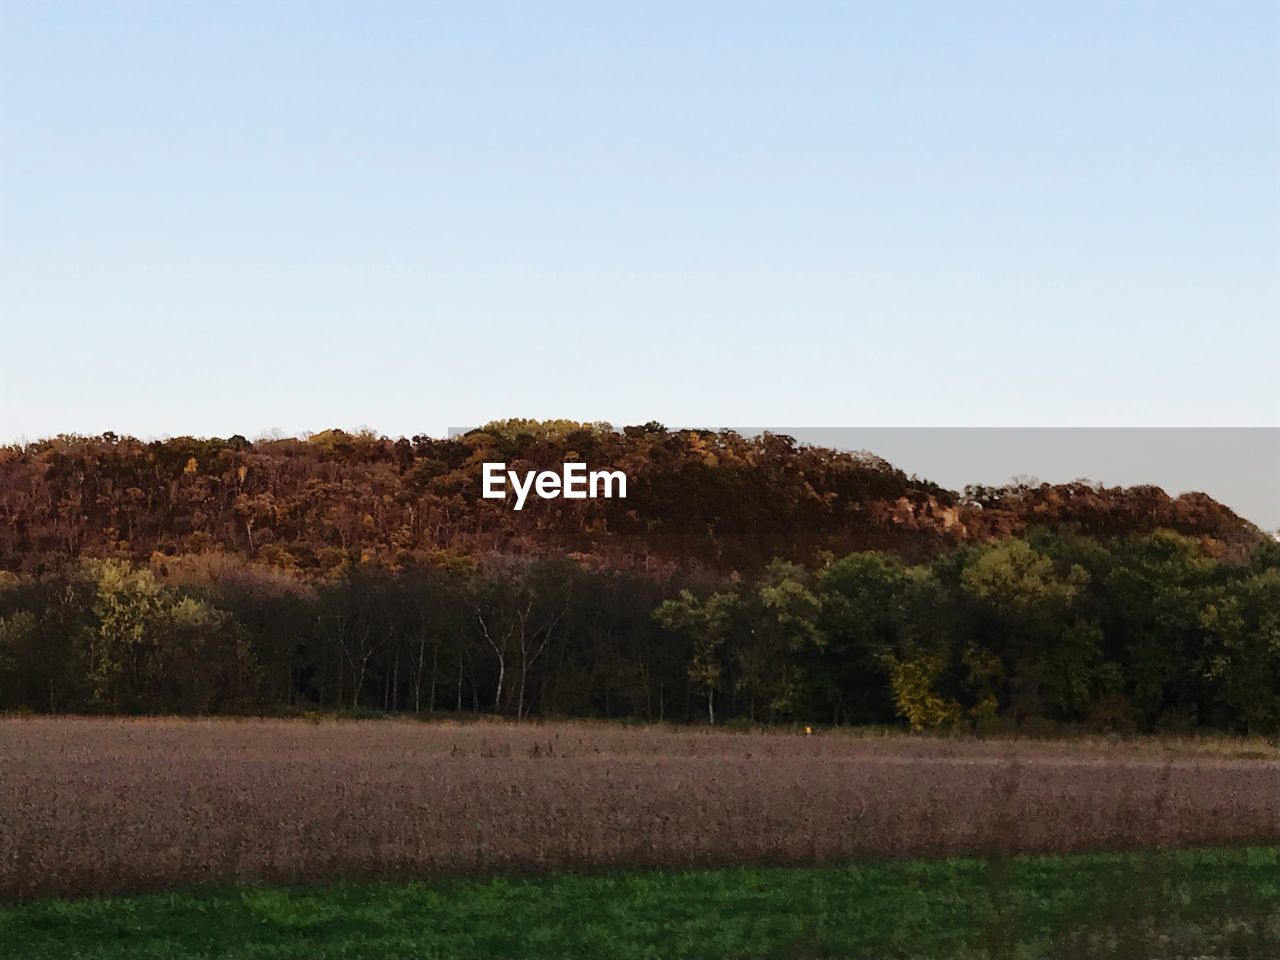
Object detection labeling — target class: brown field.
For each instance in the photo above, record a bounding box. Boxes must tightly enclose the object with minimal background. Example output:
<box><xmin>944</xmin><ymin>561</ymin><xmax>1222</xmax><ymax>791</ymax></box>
<box><xmin>2</xmin><ymin>717</ymin><xmax>1279</xmax><ymax>901</ymax></box>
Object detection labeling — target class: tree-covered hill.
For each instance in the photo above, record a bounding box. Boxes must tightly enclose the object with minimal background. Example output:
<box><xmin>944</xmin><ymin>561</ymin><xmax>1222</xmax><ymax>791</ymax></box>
<box><xmin>0</xmin><ymin>421</ymin><xmax>1261</xmax><ymax>575</ymax></box>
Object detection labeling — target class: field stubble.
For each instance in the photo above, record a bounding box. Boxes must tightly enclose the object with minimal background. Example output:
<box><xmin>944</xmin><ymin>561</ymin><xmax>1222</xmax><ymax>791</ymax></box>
<box><xmin>2</xmin><ymin>717</ymin><xmax>1278</xmax><ymax>900</ymax></box>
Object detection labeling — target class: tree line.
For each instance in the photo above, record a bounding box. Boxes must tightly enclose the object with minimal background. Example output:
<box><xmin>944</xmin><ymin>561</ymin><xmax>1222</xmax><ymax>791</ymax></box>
<box><xmin>3</xmin><ymin>528</ymin><xmax>1278</xmax><ymax>733</ymax></box>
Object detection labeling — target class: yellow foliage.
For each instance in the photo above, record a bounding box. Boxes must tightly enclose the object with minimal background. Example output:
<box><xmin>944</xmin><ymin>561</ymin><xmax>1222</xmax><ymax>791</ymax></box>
<box><xmin>969</xmin><ymin>695</ymin><xmax>1000</xmax><ymax>721</ymax></box>
<box><xmin>883</xmin><ymin>653</ymin><xmax>964</xmax><ymax>731</ymax></box>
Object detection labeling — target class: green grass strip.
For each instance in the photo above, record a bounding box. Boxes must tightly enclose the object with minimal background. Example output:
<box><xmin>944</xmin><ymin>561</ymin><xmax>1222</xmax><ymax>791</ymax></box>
<box><xmin>2</xmin><ymin>847</ymin><xmax>1278</xmax><ymax>959</ymax></box>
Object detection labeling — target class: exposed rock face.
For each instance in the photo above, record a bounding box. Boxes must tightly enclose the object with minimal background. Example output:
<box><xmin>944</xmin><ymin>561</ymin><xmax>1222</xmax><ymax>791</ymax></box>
<box><xmin>962</xmin><ymin>481</ymin><xmax>1258</xmax><ymax>545</ymax></box>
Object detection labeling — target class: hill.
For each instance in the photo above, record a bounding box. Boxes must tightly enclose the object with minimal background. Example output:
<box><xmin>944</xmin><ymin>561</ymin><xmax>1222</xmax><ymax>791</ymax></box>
<box><xmin>0</xmin><ymin>421</ymin><xmax>1261</xmax><ymax>576</ymax></box>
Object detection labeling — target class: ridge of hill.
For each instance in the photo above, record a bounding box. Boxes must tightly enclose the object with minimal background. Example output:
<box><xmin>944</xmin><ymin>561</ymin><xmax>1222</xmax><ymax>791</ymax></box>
<box><xmin>0</xmin><ymin>421</ymin><xmax>1261</xmax><ymax>574</ymax></box>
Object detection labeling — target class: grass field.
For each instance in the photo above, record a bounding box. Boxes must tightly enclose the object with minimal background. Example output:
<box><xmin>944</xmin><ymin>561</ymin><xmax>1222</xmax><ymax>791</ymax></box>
<box><xmin>5</xmin><ymin>717</ymin><xmax>1279</xmax><ymax>957</ymax></box>
<box><xmin>2</xmin><ymin>847</ymin><xmax>1278</xmax><ymax>959</ymax></box>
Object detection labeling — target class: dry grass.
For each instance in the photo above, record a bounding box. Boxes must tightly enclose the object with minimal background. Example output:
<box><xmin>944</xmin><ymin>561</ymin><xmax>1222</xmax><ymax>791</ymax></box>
<box><xmin>2</xmin><ymin>717</ymin><xmax>1279</xmax><ymax>900</ymax></box>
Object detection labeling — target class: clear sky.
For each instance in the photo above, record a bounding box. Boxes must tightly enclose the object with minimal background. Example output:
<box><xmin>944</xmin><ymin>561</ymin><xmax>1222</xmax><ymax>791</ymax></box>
<box><xmin>2</xmin><ymin>1</ymin><xmax>1277</xmax><ymax>442</ymax></box>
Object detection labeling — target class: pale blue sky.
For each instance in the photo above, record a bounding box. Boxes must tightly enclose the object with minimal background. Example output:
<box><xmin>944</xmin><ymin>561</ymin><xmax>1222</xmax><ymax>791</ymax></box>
<box><xmin>2</xmin><ymin>1</ymin><xmax>1277</xmax><ymax>441</ymax></box>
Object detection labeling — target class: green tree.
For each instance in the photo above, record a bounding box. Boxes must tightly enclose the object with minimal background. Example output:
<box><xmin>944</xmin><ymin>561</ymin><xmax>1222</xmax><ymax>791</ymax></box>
<box><xmin>733</xmin><ymin>560</ymin><xmax>823</xmax><ymax>720</ymax></box>
<box><xmin>1201</xmin><ymin>569</ymin><xmax>1280</xmax><ymax>733</ymax></box>
<box><xmin>960</xmin><ymin>540</ymin><xmax>1090</xmax><ymax>720</ymax></box>
<box><xmin>1105</xmin><ymin>531</ymin><xmax>1222</xmax><ymax>729</ymax></box>
<box><xmin>654</xmin><ymin>589</ymin><xmax>738</xmax><ymax>724</ymax></box>
<box><xmin>815</xmin><ymin>552</ymin><xmax>917</xmax><ymax>724</ymax></box>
